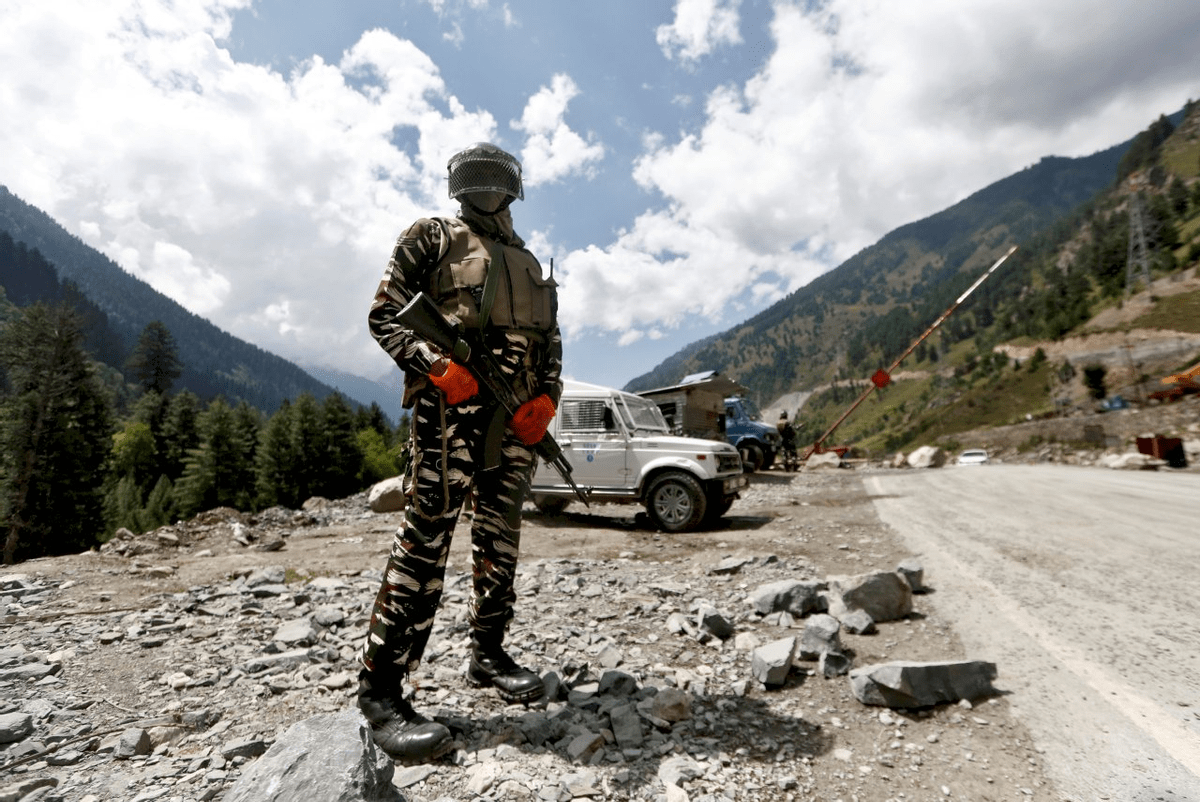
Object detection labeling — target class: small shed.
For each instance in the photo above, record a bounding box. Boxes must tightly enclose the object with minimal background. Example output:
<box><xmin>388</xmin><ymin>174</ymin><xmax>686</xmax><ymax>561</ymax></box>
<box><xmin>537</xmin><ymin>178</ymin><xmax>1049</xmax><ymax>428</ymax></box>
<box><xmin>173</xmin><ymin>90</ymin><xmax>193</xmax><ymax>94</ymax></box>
<box><xmin>636</xmin><ymin>370</ymin><xmax>748</xmax><ymax>440</ymax></box>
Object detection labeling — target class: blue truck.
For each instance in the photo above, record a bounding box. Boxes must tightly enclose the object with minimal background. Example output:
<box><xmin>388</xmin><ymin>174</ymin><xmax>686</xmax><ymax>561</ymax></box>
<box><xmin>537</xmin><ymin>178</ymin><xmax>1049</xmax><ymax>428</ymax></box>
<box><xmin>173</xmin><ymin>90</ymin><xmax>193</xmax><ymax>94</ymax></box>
<box><xmin>723</xmin><ymin>395</ymin><xmax>781</xmax><ymax>472</ymax></box>
<box><xmin>635</xmin><ymin>372</ymin><xmax>782</xmax><ymax>473</ymax></box>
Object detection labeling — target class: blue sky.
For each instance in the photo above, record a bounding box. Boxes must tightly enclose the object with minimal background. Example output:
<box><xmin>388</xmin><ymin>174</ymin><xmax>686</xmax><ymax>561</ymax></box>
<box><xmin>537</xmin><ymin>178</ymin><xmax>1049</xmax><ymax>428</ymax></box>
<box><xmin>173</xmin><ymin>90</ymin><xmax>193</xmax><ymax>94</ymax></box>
<box><xmin>2</xmin><ymin>0</ymin><xmax>1199</xmax><ymax>394</ymax></box>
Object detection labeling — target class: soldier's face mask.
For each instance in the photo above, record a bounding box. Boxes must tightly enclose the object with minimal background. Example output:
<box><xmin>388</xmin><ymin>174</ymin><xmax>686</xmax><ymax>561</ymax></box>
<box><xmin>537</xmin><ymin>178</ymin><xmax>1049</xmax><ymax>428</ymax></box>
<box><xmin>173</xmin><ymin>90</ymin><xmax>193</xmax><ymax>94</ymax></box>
<box><xmin>463</xmin><ymin>190</ymin><xmax>509</xmax><ymax>214</ymax></box>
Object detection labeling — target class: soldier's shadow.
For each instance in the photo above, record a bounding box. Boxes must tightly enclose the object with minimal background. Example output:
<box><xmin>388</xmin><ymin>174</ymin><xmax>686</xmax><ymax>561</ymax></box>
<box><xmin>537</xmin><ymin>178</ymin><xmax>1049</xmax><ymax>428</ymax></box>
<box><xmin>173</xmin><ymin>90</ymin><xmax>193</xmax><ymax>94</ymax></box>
<box><xmin>433</xmin><ymin>683</ymin><xmax>833</xmax><ymax>798</ymax></box>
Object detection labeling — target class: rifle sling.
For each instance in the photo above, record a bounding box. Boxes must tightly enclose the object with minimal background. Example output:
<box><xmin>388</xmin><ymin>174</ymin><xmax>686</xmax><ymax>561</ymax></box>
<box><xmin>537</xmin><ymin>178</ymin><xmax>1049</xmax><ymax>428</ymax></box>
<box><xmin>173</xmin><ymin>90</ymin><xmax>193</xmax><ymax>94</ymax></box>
<box><xmin>479</xmin><ymin>240</ymin><xmax>505</xmax><ymax>331</ymax></box>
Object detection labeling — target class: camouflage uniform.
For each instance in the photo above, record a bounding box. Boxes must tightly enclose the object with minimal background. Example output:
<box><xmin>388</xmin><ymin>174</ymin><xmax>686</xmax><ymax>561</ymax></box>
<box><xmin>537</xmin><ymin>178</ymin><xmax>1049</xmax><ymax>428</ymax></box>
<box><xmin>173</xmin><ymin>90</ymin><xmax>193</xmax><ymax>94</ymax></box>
<box><xmin>361</xmin><ymin>205</ymin><xmax>562</xmax><ymax>680</ymax></box>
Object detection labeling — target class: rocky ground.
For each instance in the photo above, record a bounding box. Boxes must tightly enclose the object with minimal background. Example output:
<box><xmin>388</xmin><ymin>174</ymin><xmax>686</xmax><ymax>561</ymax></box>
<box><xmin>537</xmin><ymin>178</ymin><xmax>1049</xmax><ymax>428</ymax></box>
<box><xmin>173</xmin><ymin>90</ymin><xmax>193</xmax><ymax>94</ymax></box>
<box><xmin>0</xmin><ymin>468</ymin><xmax>1065</xmax><ymax>802</ymax></box>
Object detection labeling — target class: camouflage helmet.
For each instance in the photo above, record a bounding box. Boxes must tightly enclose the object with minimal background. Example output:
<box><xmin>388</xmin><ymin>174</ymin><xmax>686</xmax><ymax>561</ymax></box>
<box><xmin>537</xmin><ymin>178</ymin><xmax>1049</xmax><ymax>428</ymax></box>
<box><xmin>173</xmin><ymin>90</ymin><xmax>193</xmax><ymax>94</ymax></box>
<box><xmin>447</xmin><ymin>142</ymin><xmax>524</xmax><ymax>202</ymax></box>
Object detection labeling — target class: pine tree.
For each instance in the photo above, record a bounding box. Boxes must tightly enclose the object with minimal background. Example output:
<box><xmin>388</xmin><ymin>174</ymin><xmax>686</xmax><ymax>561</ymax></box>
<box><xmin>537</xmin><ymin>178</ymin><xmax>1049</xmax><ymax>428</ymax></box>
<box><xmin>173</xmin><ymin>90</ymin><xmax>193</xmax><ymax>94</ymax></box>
<box><xmin>131</xmin><ymin>390</ymin><xmax>167</xmax><ymax>430</ymax></box>
<box><xmin>1169</xmin><ymin>178</ymin><xmax>1190</xmax><ymax>217</ymax></box>
<box><xmin>103</xmin><ymin>474</ymin><xmax>144</xmax><ymax>536</ymax></box>
<box><xmin>289</xmin><ymin>393</ymin><xmax>325</xmax><ymax>505</ymax></box>
<box><xmin>321</xmin><ymin>392</ymin><xmax>363</xmax><ymax>499</ymax></box>
<box><xmin>230</xmin><ymin>400</ymin><xmax>262</xmax><ymax>507</ymax></box>
<box><xmin>175</xmin><ymin>398</ymin><xmax>257</xmax><ymax>517</ymax></box>
<box><xmin>0</xmin><ymin>303</ymin><xmax>112</xmax><ymax>564</ymax></box>
<box><xmin>126</xmin><ymin>321</ymin><xmax>183</xmax><ymax>396</ymax></box>
<box><xmin>255</xmin><ymin>399</ymin><xmax>297</xmax><ymax>509</ymax></box>
<box><xmin>142</xmin><ymin>475</ymin><xmax>176</xmax><ymax>530</ymax></box>
<box><xmin>160</xmin><ymin>391</ymin><xmax>201</xmax><ymax>482</ymax></box>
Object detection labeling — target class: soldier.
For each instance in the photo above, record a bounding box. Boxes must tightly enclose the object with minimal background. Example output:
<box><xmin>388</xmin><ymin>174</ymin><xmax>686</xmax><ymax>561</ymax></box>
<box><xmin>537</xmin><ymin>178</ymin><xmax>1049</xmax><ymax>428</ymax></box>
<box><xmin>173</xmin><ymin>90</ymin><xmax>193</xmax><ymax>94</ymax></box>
<box><xmin>778</xmin><ymin>411</ymin><xmax>798</xmax><ymax>470</ymax></box>
<box><xmin>357</xmin><ymin>142</ymin><xmax>562</xmax><ymax>762</ymax></box>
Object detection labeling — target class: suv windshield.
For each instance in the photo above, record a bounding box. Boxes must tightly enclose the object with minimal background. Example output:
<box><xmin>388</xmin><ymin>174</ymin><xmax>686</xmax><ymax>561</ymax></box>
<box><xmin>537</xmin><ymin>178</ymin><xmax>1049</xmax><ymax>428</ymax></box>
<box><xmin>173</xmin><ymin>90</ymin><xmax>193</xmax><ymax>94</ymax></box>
<box><xmin>617</xmin><ymin>394</ymin><xmax>670</xmax><ymax>434</ymax></box>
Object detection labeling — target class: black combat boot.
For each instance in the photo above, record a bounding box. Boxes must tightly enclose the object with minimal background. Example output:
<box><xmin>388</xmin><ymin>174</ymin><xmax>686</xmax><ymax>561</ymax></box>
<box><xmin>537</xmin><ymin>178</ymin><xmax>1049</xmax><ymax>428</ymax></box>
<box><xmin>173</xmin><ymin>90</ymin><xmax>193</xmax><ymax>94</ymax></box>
<box><xmin>357</xmin><ymin>669</ymin><xmax>454</xmax><ymax>762</ymax></box>
<box><xmin>466</xmin><ymin>631</ymin><xmax>545</xmax><ymax>704</ymax></box>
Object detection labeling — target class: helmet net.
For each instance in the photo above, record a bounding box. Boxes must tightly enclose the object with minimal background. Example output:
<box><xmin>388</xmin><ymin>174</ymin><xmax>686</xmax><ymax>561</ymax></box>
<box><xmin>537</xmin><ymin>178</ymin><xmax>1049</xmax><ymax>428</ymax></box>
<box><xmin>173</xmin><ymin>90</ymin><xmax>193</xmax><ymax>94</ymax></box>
<box><xmin>447</xmin><ymin>144</ymin><xmax>524</xmax><ymax>201</ymax></box>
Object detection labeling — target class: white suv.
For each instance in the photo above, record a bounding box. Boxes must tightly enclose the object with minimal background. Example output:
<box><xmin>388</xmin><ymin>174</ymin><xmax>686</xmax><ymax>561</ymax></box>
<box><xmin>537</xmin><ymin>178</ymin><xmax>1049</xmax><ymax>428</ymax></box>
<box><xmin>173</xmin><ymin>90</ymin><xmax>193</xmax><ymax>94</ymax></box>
<box><xmin>956</xmin><ymin>448</ymin><xmax>990</xmax><ymax>466</ymax></box>
<box><xmin>529</xmin><ymin>380</ymin><xmax>748</xmax><ymax>532</ymax></box>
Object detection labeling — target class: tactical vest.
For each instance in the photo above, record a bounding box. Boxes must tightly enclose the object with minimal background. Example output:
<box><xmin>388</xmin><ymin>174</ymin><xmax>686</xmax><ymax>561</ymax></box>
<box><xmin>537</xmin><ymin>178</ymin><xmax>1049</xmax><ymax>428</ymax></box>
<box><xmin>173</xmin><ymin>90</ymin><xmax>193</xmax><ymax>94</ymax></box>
<box><xmin>428</xmin><ymin>217</ymin><xmax>557</xmax><ymax>335</ymax></box>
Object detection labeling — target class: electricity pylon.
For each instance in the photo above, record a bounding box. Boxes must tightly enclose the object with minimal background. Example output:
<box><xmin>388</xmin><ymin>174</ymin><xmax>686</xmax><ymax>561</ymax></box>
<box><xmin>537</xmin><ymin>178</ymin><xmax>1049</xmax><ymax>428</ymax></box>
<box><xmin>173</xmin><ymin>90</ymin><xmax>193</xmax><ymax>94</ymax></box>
<box><xmin>1125</xmin><ymin>191</ymin><xmax>1153</xmax><ymax>300</ymax></box>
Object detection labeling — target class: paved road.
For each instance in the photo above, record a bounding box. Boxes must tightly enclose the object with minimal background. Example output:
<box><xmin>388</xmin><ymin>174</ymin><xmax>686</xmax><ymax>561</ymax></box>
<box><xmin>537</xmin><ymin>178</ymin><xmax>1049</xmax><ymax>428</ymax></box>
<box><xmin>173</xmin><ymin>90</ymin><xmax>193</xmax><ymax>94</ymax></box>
<box><xmin>864</xmin><ymin>464</ymin><xmax>1200</xmax><ymax>802</ymax></box>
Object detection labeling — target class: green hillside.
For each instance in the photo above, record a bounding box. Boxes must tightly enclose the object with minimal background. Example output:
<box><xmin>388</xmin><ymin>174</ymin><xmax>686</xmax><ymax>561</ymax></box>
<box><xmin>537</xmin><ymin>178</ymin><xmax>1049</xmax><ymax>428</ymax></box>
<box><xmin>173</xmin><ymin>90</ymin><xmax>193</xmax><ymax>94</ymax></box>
<box><xmin>625</xmin><ymin>102</ymin><xmax>1200</xmax><ymax>455</ymax></box>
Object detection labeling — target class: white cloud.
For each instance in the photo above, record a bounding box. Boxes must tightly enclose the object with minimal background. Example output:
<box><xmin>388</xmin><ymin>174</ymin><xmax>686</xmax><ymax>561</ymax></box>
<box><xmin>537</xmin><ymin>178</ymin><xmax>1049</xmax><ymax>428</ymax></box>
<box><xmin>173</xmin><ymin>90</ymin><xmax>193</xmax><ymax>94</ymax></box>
<box><xmin>2</xmin><ymin>0</ymin><xmax>1197</xmax><ymax>393</ymax></box>
<box><xmin>442</xmin><ymin>23</ymin><xmax>465</xmax><ymax>47</ymax></box>
<box><xmin>0</xmin><ymin>0</ymin><xmax>498</xmax><ymax>377</ymax></box>
<box><xmin>146</xmin><ymin>241</ymin><xmax>232</xmax><ymax>316</ymax></box>
<box><xmin>259</xmin><ymin>300</ymin><xmax>300</xmax><ymax>336</ymax></box>
<box><xmin>656</xmin><ymin>0</ymin><xmax>743</xmax><ymax>63</ymax></box>
<box><xmin>422</xmin><ymin>0</ymin><xmax>498</xmax><ymax>32</ymax></box>
<box><xmin>513</xmin><ymin>75</ymin><xmax>605</xmax><ymax>186</ymax></box>
<box><xmin>556</xmin><ymin>207</ymin><xmax>831</xmax><ymax>341</ymax></box>
<box><xmin>555</xmin><ymin>0</ymin><xmax>1200</xmax><ymax>341</ymax></box>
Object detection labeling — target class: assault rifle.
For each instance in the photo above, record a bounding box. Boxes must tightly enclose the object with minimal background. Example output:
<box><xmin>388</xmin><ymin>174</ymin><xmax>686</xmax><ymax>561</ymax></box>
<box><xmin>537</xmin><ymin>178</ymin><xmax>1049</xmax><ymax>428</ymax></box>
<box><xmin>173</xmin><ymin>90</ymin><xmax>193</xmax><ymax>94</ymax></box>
<box><xmin>396</xmin><ymin>291</ymin><xmax>590</xmax><ymax>507</ymax></box>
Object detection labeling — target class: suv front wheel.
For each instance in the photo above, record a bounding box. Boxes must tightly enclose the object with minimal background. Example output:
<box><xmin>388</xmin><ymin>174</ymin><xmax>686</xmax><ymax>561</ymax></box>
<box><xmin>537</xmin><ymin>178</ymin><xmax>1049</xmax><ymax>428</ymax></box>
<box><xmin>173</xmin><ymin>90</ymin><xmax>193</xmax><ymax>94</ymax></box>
<box><xmin>645</xmin><ymin>471</ymin><xmax>707</xmax><ymax>532</ymax></box>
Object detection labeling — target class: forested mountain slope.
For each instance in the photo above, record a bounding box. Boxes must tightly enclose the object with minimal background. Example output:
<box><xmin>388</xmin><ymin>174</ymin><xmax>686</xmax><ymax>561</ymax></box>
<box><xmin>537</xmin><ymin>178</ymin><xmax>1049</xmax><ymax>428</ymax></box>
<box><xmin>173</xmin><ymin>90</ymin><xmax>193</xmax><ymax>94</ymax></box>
<box><xmin>0</xmin><ymin>187</ymin><xmax>339</xmax><ymax>413</ymax></box>
<box><xmin>625</xmin><ymin>140</ymin><xmax>1130</xmax><ymax>400</ymax></box>
<box><xmin>625</xmin><ymin>106</ymin><xmax>1199</xmax><ymax>406</ymax></box>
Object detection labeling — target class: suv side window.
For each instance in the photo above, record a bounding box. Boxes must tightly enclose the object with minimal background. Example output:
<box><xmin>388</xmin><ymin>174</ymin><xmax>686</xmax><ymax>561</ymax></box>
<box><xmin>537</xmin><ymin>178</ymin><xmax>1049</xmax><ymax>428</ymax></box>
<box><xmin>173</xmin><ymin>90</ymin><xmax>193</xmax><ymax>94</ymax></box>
<box><xmin>560</xmin><ymin>399</ymin><xmax>614</xmax><ymax>432</ymax></box>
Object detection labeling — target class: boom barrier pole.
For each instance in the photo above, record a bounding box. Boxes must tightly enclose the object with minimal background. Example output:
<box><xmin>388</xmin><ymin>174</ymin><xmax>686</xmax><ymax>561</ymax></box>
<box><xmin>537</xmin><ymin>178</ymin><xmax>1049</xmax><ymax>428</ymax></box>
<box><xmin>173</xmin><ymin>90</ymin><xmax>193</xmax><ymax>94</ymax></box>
<box><xmin>800</xmin><ymin>245</ymin><xmax>1017</xmax><ymax>461</ymax></box>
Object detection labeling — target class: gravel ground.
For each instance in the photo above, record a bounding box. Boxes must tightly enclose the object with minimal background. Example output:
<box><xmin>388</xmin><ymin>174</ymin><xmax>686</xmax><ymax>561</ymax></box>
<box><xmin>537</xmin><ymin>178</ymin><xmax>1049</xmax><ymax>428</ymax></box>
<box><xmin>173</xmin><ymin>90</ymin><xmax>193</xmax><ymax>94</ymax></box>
<box><xmin>1</xmin><ymin>469</ymin><xmax>1059</xmax><ymax>802</ymax></box>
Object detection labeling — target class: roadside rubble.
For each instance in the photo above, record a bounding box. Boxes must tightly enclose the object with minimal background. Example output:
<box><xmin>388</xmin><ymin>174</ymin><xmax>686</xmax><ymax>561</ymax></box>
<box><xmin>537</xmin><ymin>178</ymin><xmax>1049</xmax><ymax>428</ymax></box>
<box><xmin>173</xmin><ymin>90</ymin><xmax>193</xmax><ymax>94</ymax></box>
<box><xmin>0</xmin><ymin>475</ymin><xmax>1052</xmax><ymax>802</ymax></box>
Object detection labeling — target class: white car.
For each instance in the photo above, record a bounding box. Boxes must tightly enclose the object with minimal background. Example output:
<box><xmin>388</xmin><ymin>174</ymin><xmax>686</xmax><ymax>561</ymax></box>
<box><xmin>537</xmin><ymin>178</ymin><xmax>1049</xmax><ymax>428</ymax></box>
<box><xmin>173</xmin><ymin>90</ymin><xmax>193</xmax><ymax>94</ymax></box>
<box><xmin>529</xmin><ymin>380</ymin><xmax>748</xmax><ymax>532</ymax></box>
<box><xmin>956</xmin><ymin>448</ymin><xmax>990</xmax><ymax>466</ymax></box>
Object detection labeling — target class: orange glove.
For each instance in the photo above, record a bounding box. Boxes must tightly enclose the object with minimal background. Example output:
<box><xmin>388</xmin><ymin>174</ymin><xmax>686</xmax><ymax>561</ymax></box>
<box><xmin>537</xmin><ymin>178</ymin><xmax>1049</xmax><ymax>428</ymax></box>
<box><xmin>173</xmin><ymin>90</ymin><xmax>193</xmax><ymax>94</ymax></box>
<box><xmin>428</xmin><ymin>359</ymin><xmax>478</xmax><ymax>405</ymax></box>
<box><xmin>509</xmin><ymin>394</ymin><xmax>556</xmax><ymax>445</ymax></box>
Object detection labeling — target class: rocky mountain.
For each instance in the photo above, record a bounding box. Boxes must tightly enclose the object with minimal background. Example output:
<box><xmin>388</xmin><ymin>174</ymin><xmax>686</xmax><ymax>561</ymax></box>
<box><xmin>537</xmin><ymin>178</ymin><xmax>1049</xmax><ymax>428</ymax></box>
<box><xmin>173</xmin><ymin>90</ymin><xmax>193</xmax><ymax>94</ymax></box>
<box><xmin>623</xmin><ymin>104</ymin><xmax>1200</xmax><ymax>450</ymax></box>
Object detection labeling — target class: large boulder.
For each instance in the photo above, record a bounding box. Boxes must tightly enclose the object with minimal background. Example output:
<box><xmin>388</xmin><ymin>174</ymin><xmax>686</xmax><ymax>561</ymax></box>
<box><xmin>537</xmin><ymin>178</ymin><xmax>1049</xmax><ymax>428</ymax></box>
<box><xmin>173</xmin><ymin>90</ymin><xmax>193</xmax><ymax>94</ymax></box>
<box><xmin>805</xmin><ymin>452</ymin><xmax>842</xmax><ymax>470</ymax></box>
<box><xmin>222</xmin><ymin>710</ymin><xmax>403</xmax><ymax>802</ymax></box>
<box><xmin>368</xmin><ymin>477</ymin><xmax>407</xmax><ymax>513</ymax></box>
<box><xmin>747</xmin><ymin>579</ymin><xmax>827</xmax><ymax>617</ymax></box>
<box><xmin>0</xmin><ymin>712</ymin><xmax>34</xmax><ymax>744</ymax></box>
<box><xmin>850</xmin><ymin>660</ymin><xmax>998</xmax><ymax>708</ymax></box>
<box><xmin>896</xmin><ymin>558</ymin><xmax>926</xmax><ymax>593</ymax></box>
<box><xmin>906</xmin><ymin>446</ymin><xmax>945</xmax><ymax>468</ymax></box>
<box><xmin>827</xmin><ymin>571</ymin><xmax>913</xmax><ymax>623</ymax></box>
<box><xmin>751</xmin><ymin>636</ymin><xmax>798</xmax><ymax>688</ymax></box>
<box><xmin>695</xmin><ymin>603</ymin><xmax>735</xmax><ymax>641</ymax></box>
<box><xmin>797</xmin><ymin>614</ymin><xmax>842</xmax><ymax>661</ymax></box>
